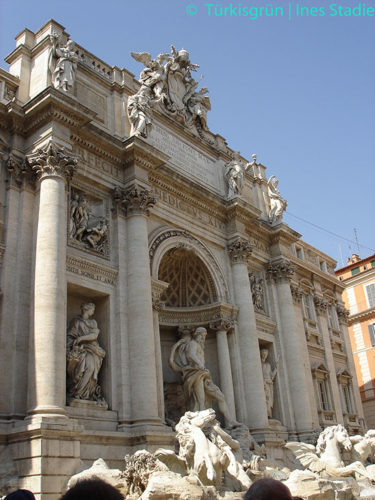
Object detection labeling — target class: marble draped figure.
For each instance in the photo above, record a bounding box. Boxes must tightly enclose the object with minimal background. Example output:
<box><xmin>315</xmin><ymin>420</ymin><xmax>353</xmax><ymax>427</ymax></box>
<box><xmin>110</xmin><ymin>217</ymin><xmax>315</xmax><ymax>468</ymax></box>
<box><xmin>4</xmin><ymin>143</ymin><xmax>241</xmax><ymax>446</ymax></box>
<box><xmin>261</xmin><ymin>348</ymin><xmax>278</xmax><ymax>419</ymax></box>
<box><xmin>49</xmin><ymin>35</ymin><xmax>78</xmax><ymax>92</ymax></box>
<box><xmin>66</xmin><ymin>303</ymin><xmax>106</xmax><ymax>405</ymax></box>
<box><xmin>169</xmin><ymin>327</ymin><xmax>239</xmax><ymax>429</ymax></box>
<box><xmin>225</xmin><ymin>152</ymin><xmax>251</xmax><ymax>198</ymax></box>
<box><xmin>267</xmin><ymin>175</ymin><xmax>287</xmax><ymax>224</ymax></box>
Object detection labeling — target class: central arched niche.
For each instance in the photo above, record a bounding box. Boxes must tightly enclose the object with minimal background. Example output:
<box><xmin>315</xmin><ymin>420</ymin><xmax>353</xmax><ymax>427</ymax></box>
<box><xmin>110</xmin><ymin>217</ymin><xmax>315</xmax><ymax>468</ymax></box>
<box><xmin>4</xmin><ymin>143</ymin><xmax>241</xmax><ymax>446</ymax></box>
<box><xmin>158</xmin><ymin>245</ymin><xmax>218</xmax><ymax>307</ymax></box>
<box><xmin>158</xmin><ymin>244</ymin><xmax>221</xmax><ymax>426</ymax></box>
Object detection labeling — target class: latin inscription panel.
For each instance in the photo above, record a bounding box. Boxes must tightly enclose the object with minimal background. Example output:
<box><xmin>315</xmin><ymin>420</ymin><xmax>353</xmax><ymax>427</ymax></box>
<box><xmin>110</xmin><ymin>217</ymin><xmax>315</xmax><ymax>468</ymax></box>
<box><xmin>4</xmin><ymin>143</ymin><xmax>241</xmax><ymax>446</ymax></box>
<box><xmin>147</xmin><ymin>124</ymin><xmax>224</xmax><ymax>192</ymax></box>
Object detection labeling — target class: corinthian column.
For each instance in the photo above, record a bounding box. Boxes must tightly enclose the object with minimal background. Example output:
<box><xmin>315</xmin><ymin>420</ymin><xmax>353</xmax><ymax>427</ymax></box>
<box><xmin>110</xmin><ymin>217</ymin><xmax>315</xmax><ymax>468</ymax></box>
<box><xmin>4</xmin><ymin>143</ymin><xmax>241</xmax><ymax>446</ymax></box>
<box><xmin>27</xmin><ymin>142</ymin><xmax>77</xmax><ymax>417</ymax></box>
<box><xmin>267</xmin><ymin>258</ymin><xmax>313</xmax><ymax>435</ymax></box>
<box><xmin>115</xmin><ymin>184</ymin><xmax>162</xmax><ymax>428</ymax></box>
<box><xmin>228</xmin><ymin>238</ymin><xmax>269</xmax><ymax>429</ymax></box>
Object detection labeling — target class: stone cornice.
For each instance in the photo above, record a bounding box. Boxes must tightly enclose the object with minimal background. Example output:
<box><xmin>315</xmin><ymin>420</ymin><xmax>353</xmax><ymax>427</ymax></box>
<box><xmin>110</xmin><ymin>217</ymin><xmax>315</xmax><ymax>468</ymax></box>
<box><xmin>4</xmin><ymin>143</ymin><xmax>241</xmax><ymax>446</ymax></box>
<box><xmin>290</xmin><ymin>256</ymin><xmax>342</xmax><ymax>289</ymax></box>
<box><xmin>66</xmin><ymin>253</ymin><xmax>118</xmax><ymax>286</ymax></box>
<box><xmin>225</xmin><ymin>198</ymin><xmax>261</xmax><ymax>225</ymax></box>
<box><xmin>123</xmin><ymin>136</ymin><xmax>170</xmax><ymax>172</ymax></box>
<box><xmin>158</xmin><ymin>301</ymin><xmax>238</xmax><ymax>327</ymax></box>
<box><xmin>71</xmin><ymin>131</ymin><xmax>124</xmax><ymax>167</ymax></box>
<box><xmin>149</xmin><ymin>172</ymin><xmax>226</xmax><ymax>224</ymax></box>
<box><xmin>23</xmin><ymin>86</ymin><xmax>96</xmax><ymax>133</ymax></box>
<box><xmin>268</xmin><ymin>223</ymin><xmax>301</xmax><ymax>247</ymax></box>
<box><xmin>347</xmin><ymin>306</ymin><xmax>374</xmax><ymax>325</ymax></box>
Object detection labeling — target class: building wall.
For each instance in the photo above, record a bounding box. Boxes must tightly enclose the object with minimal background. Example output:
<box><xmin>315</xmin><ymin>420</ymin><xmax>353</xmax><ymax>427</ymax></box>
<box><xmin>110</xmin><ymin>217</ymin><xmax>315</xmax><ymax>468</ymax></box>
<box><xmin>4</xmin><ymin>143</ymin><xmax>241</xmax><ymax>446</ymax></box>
<box><xmin>0</xmin><ymin>19</ymin><xmax>365</xmax><ymax>498</ymax></box>
<box><xmin>336</xmin><ymin>255</ymin><xmax>375</xmax><ymax>428</ymax></box>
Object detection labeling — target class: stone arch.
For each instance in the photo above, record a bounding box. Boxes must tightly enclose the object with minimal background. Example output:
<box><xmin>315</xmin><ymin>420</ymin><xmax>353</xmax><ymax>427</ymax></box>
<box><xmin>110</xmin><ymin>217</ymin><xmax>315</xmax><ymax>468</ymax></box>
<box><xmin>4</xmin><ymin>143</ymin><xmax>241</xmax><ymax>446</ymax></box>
<box><xmin>149</xmin><ymin>227</ymin><xmax>229</xmax><ymax>303</ymax></box>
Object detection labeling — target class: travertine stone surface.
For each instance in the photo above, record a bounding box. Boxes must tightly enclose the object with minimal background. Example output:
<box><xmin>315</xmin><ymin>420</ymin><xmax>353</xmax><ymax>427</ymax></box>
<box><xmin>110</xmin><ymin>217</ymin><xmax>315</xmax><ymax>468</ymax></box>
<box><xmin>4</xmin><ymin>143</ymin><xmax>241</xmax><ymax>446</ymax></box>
<box><xmin>0</xmin><ymin>22</ymin><xmax>365</xmax><ymax>498</ymax></box>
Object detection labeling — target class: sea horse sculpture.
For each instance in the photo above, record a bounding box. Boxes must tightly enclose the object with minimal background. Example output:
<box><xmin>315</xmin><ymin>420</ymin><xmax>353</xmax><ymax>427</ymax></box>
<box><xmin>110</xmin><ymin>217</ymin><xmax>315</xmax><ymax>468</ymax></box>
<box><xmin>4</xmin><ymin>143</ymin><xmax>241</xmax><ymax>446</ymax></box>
<box><xmin>285</xmin><ymin>424</ymin><xmax>374</xmax><ymax>480</ymax></box>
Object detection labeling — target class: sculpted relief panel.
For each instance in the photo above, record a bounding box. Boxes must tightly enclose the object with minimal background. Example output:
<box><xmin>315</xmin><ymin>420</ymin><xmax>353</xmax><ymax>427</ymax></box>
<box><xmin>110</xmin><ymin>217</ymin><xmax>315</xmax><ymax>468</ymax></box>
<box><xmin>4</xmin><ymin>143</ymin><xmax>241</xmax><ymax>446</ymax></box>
<box><xmin>69</xmin><ymin>187</ymin><xmax>109</xmax><ymax>257</ymax></box>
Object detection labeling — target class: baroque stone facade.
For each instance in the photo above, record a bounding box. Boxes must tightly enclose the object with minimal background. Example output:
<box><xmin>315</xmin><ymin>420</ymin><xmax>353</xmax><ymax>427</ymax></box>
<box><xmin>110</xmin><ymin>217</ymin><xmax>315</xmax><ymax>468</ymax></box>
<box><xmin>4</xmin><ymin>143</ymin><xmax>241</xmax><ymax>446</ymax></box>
<box><xmin>0</xmin><ymin>20</ymin><xmax>365</xmax><ymax>498</ymax></box>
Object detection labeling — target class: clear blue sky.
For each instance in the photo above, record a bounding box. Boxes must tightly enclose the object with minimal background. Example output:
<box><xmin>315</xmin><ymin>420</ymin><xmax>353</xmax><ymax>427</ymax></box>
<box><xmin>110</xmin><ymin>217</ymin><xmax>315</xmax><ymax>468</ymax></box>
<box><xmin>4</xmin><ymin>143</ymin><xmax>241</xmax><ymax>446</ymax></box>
<box><xmin>1</xmin><ymin>0</ymin><xmax>374</xmax><ymax>267</ymax></box>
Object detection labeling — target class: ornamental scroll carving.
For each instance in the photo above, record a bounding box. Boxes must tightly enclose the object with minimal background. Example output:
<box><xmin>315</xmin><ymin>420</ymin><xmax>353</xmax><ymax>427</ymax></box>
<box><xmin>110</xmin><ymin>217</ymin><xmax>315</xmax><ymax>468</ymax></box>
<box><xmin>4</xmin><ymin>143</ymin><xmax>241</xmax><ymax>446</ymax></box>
<box><xmin>336</xmin><ymin>303</ymin><xmax>350</xmax><ymax>324</ymax></box>
<box><xmin>113</xmin><ymin>185</ymin><xmax>157</xmax><ymax>217</ymax></box>
<box><xmin>266</xmin><ymin>259</ymin><xmax>295</xmax><ymax>283</ymax></box>
<box><xmin>313</xmin><ymin>295</ymin><xmax>329</xmax><ymax>315</ymax></box>
<box><xmin>27</xmin><ymin>142</ymin><xmax>78</xmax><ymax>182</ymax></box>
<box><xmin>227</xmin><ymin>238</ymin><xmax>253</xmax><ymax>264</ymax></box>
<box><xmin>6</xmin><ymin>155</ymin><xmax>35</xmax><ymax>188</ymax></box>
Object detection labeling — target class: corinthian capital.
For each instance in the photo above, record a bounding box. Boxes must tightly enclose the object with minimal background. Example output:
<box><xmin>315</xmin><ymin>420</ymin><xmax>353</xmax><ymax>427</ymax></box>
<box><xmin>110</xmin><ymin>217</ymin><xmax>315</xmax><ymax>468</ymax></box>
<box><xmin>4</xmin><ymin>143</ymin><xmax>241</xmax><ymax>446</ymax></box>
<box><xmin>266</xmin><ymin>258</ymin><xmax>295</xmax><ymax>283</ymax></box>
<box><xmin>227</xmin><ymin>237</ymin><xmax>253</xmax><ymax>264</ymax></box>
<box><xmin>27</xmin><ymin>142</ymin><xmax>78</xmax><ymax>182</ymax></box>
<box><xmin>7</xmin><ymin>154</ymin><xmax>35</xmax><ymax>188</ymax></box>
<box><xmin>313</xmin><ymin>295</ymin><xmax>329</xmax><ymax>315</ymax></box>
<box><xmin>113</xmin><ymin>184</ymin><xmax>157</xmax><ymax>217</ymax></box>
<box><xmin>336</xmin><ymin>303</ymin><xmax>350</xmax><ymax>324</ymax></box>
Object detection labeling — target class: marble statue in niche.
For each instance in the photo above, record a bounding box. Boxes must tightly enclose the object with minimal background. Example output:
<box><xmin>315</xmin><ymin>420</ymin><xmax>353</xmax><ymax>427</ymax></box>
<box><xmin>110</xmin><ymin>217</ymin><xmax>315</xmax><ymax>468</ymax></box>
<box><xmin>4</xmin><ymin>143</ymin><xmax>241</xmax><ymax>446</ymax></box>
<box><xmin>69</xmin><ymin>188</ymin><xmax>108</xmax><ymax>255</ymax></box>
<box><xmin>224</xmin><ymin>152</ymin><xmax>251</xmax><ymax>198</ymax></box>
<box><xmin>66</xmin><ymin>302</ymin><xmax>107</xmax><ymax>407</ymax></box>
<box><xmin>49</xmin><ymin>35</ymin><xmax>79</xmax><ymax>92</ymax></box>
<box><xmin>249</xmin><ymin>274</ymin><xmax>265</xmax><ymax>312</ymax></box>
<box><xmin>260</xmin><ymin>348</ymin><xmax>278</xmax><ymax>419</ymax></box>
<box><xmin>129</xmin><ymin>46</ymin><xmax>211</xmax><ymax>137</ymax></box>
<box><xmin>266</xmin><ymin>175</ymin><xmax>287</xmax><ymax>224</ymax></box>
<box><xmin>169</xmin><ymin>327</ymin><xmax>239</xmax><ymax>429</ymax></box>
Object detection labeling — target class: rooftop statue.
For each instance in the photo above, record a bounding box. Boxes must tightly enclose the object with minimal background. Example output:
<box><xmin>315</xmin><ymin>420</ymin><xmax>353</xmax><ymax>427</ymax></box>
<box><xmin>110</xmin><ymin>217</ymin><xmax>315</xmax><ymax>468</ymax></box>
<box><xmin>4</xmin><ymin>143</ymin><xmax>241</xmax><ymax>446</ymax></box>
<box><xmin>129</xmin><ymin>46</ymin><xmax>210</xmax><ymax>137</ymax></box>
<box><xmin>49</xmin><ymin>35</ymin><xmax>78</xmax><ymax>92</ymax></box>
<box><xmin>266</xmin><ymin>175</ymin><xmax>287</xmax><ymax>224</ymax></box>
<box><xmin>225</xmin><ymin>152</ymin><xmax>251</xmax><ymax>198</ymax></box>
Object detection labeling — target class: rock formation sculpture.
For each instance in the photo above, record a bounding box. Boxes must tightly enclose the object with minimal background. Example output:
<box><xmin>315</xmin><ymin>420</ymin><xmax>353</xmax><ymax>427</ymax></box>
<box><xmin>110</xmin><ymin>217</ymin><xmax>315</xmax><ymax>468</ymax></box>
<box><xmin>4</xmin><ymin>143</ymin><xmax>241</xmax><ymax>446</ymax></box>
<box><xmin>65</xmin><ymin>422</ymin><xmax>375</xmax><ymax>499</ymax></box>
<box><xmin>169</xmin><ymin>327</ymin><xmax>239</xmax><ymax>429</ymax></box>
<box><xmin>66</xmin><ymin>302</ymin><xmax>107</xmax><ymax>406</ymax></box>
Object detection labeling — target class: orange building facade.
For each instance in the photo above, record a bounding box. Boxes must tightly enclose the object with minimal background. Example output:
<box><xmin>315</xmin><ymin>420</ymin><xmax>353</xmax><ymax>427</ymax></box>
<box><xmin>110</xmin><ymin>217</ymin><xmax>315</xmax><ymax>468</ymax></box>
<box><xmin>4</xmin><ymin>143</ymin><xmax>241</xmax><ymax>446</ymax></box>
<box><xmin>336</xmin><ymin>253</ymin><xmax>375</xmax><ymax>428</ymax></box>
